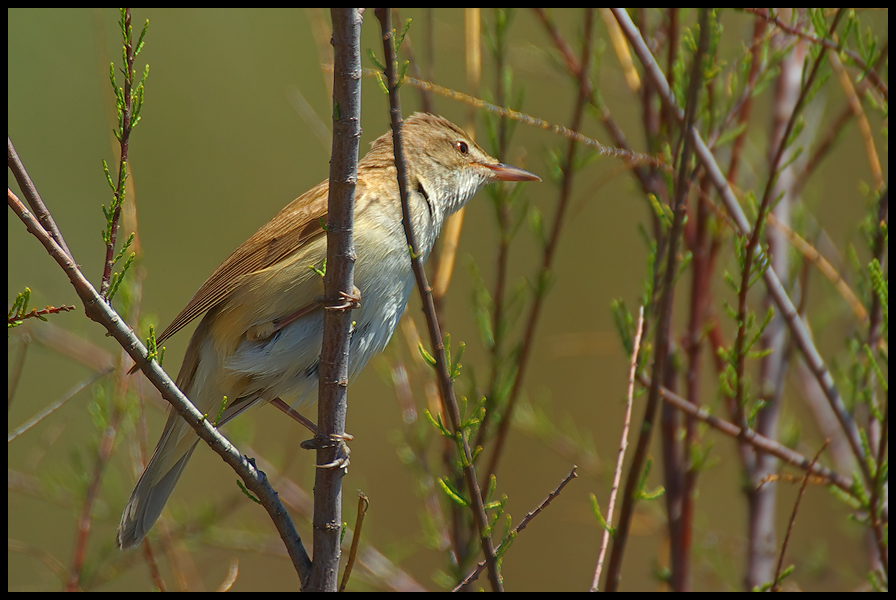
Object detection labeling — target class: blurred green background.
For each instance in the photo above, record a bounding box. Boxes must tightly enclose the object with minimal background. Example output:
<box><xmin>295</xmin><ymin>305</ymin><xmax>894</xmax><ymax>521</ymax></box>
<box><xmin>8</xmin><ymin>8</ymin><xmax>881</xmax><ymax>591</ymax></box>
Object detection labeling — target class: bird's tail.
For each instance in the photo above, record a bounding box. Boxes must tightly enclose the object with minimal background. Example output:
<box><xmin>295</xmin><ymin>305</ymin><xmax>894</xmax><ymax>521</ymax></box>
<box><xmin>117</xmin><ymin>409</ymin><xmax>201</xmax><ymax>549</ymax></box>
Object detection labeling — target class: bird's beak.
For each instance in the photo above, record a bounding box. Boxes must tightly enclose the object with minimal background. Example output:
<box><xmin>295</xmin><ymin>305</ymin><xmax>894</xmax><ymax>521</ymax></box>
<box><xmin>481</xmin><ymin>162</ymin><xmax>541</xmax><ymax>182</ymax></box>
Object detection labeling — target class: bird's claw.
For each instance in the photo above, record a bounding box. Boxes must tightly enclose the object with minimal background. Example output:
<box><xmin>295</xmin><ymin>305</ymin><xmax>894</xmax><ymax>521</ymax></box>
<box><xmin>325</xmin><ymin>285</ymin><xmax>362</xmax><ymax>311</ymax></box>
<box><xmin>301</xmin><ymin>432</ymin><xmax>353</xmax><ymax>470</ymax></box>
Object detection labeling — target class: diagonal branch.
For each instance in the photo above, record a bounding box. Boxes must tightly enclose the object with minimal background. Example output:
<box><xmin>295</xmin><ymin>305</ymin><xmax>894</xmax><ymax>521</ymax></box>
<box><xmin>610</xmin><ymin>7</ymin><xmax>872</xmax><ymax>489</ymax></box>
<box><xmin>8</xmin><ymin>183</ymin><xmax>313</xmax><ymax>584</ymax></box>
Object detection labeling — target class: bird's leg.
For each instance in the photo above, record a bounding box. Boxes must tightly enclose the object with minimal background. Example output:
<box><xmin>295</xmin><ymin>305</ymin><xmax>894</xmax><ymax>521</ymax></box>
<box><xmin>270</xmin><ymin>398</ymin><xmax>319</xmax><ymax>434</ymax></box>
<box><xmin>247</xmin><ymin>286</ymin><xmax>359</xmax><ymax>342</ymax></box>
<box><xmin>246</xmin><ymin>300</ymin><xmax>324</xmax><ymax>342</ymax></box>
<box><xmin>270</xmin><ymin>398</ymin><xmax>353</xmax><ymax>470</ymax></box>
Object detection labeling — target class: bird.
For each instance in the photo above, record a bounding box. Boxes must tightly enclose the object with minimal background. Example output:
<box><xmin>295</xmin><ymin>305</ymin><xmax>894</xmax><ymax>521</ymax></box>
<box><xmin>117</xmin><ymin>112</ymin><xmax>540</xmax><ymax>549</ymax></box>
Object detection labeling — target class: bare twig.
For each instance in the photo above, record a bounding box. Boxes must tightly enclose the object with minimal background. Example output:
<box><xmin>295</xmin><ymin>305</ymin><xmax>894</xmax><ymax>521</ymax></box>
<box><xmin>141</xmin><ymin>541</ymin><xmax>167</xmax><ymax>592</ymax></box>
<box><xmin>828</xmin><ymin>49</ymin><xmax>884</xmax><ymax>191</ymax></box>
<box><xmin>644</xmin><ymin>375</ymin><xmax>856</xmax><ymax>497</ymax></box>
<box><xmin>339</xmin><ymin>492</ymin><xmax>369</xmax><ymax>592</ymax></box>
<box><xmin>7</xmin><ymin>137</ymin><xmax>73</xmax><ymax>260</ymax></box>
<box><xmin>453</xmin><ymin>465</ymin><xmax>579</xmax><ymax>591</ymax></box>
<box><xmin>771</xmin><ymin>441</ymin><xmax>829</xmax><ymax>592</ymax></box>
<box><xmin>331</xmin><ymin>64</ymin><xmax>673</xmax><ymax>173</ymax></box>
<box><xmin>214</xmin><ymin>559</ymin><xmax>240</xmax><ymax>592</ymax></box>
<box><xmin>66</xmin><ymin>409</ymin><xmax>124</xmax><ymax>590</ymax></box>
<box><xmin>8</xmin><ymin>369</ymin><xmax>112</xmax><ymax>442</ymax></box>
<box><xmin>592</xmin><ymin>306</ymin><xmax>644</xmax><ymax>591</ymax></box>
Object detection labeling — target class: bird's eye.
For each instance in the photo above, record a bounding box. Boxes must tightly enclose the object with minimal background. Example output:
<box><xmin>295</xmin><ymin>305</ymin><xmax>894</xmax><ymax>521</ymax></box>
<box><xmin>456</xmin><ymin>141</ymin><xmax>469</xmax><ymax>155</ymax></box>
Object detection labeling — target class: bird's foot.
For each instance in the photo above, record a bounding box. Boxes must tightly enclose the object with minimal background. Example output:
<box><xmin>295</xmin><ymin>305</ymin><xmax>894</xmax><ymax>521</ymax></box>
<box><xmin>301</xmin><ymin>432</ymin><xmax>353</xmax><ymax>470</ymax></box>
<box><xmin>325</xmin><ymin>285</ymin><xmax>361</xmax><ymax>311</ymax></box>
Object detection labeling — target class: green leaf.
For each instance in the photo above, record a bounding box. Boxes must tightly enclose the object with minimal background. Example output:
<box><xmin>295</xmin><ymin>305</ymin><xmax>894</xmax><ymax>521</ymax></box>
<box><xmin>589</xmin><ymin>493</ymin><xmax>615</xmax><ymax>535</ymax></box>
<box><xmin>236</xmin><ymin>480</ymin><xmax>261</xmax><ymax>504</ymax></box>
<box><xmin>418</xmin><ymin>343</ymin><xmax>437</xmax><ymax>367</ymax></box>
<box><xmin>437</xmin><ymin>477</ymin><xmax>470</xmax><ymax>507</ymax></box>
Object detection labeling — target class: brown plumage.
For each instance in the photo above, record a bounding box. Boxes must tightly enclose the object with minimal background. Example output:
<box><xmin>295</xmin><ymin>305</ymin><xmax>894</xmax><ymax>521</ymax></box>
<box><xmin>118</xmin><ymin>113</ymin><xmax>539</xmax><ymax>549</ymax></box>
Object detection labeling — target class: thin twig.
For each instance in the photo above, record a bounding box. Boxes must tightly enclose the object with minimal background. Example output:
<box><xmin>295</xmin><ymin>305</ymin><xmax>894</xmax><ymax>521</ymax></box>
<box><xmin>374</xmin><ymin>7</ymin><xmax>503</xmax><ymax>592</ymax></box>
<box><xmin>868</xmin><ymin>400</ymin><xmax>889</xmax><ymax>575</ymax></box>
<box><xmin>339</xmin><ymin>492</ymin><xmax>369</xmax><ymax>592</ymax></box>
<box><xmin>327</xmin><ymin>64</ymin><xmax>674</xmax><ymax>174</ymax></box>
<box><xmin>592</xmin><ymin>306</ymin><xmax>644</xmax><ymax>591</ymax></box>
<box><xmin>7</xmin><ymin>330</ymin><xmax>30</xmax><ymax>408</ymax></box>
<box><xmin>828</xmin><ymin>49</ymin><xmax>884</xmax><ymax>191</ymax></box>
<box><xmin>7</xmin><ymin>303</ymin><xmax>76</xmax><ymax>326</ymax></box>
<box><xmin>452</xmin><ymin>465</ymin><xmax>579</xmax><ymax>591</ymax></box>
<box><xmin>771</xmin><ymin>441</ymin><xmax>829</xmax><ymax>592</ymax></box>
<box><xmin>8</xmin><ymin>368</ymin><xmax>112</xmax><ymax>442</ymax></box>
<box><xmin>141</xmin><ymin>540</ymin><xmax>167</xmax><ymax>592</ymax></box>
<box><xmin>214</xmin><ymin>559</ymin><xmax>240</xmax><ymax>592</ymax></box>
<box><xmin>742</xmin><ymin>8</ymin><xmax>888</xmax><ymax>102</ymax></box>
<box><xmin>7</xmin><ymin>137</ymin><xmax>74</xmax><ymax>260</ymax></box>
<box><xmin>100</xmin><ymin>8</ymin><xmax>138</xmax><ymax>296</ymax></box>
<box><xmin>66</xmin><ymin>409</ymin><xmax>124</xmax><ymax>590</ymax></box>
<box><xmin>643</xmin><ymin>375</ymin><xmax>856</xmax><ymax>497</ymax></box>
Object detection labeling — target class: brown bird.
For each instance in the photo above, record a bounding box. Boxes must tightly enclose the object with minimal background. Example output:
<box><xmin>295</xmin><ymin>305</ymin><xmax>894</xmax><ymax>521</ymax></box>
<box><xmin>118</xmin><ymin>112</ymin><xmax>540</xmax><ymax>549</ymax></box>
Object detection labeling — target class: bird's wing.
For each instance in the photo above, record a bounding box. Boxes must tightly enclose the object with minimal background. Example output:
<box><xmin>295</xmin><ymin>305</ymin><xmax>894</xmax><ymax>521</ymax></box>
<box><xmin>157</xmin><ymin>179</ymin><xmax>331</xmax><ymax>344</ymax></box>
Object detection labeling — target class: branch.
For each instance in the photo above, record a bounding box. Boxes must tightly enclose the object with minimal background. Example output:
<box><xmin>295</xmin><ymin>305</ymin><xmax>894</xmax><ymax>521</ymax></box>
<box><xmin>592</xmin><ymin>306</ymin><xmax>644</xmax><ymax>591</ymax></box>
<box><xmin>8</xmin><ymin>183</ymin><xmax>313</xmax><ymax>583</ymax></box>
<box><xmin>453</xmin><ymin>465</ymin><xmax>579</xmax><ymax>591</ymax></box>
<box><xmin>486</xmin><ymin>6</ymin><xmax>596</xmax><ymax>479</ymax></box>
<box><xmin>374</xmin><ymin>7</ymin><xmax>503</xmax><ymax>592</ymax></box>
<box><xmin>307</xmin><ymin>7</ymin><xmax>362</xmax><ymax>592</ymax></box>
<box><xmin>646</xmin><ymin>375</ymin><xmax>856</xmax><ymax>497</ymax></box>
<box><xmin>742</xmin><ymin>8</ymin><xmax>888</xmax><ymax>102</ymax></box>
<box><xmin>604</xmin><ymin>9</ymin><xmax>711</xmax><ymax>591</ymax></box>
<box><xmin>7</xmin><ymin>138</ymin><xmax>73</xmax><ymax>260</ymax></box>
<box><xmin>610</xmin><ymin>7</ymin><xmax>872</xmax><ymax>488</ymax></box>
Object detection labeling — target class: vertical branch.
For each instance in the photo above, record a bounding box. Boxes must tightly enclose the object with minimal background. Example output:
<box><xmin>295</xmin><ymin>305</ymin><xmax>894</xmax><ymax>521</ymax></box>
<box><xmin>100</xmin><ymin>8</ymin><xmax>141</xmax><ymax>297</ymax></box>
<box><xmin>675</xmin><ymin>173</ymin><xmax>718</xmax><ymax>592</ymax></box>
<box><xmin>746</xmin><ymin>18</ymin><xmax>806</xmax><ymax>587</ymax></box>
<box><xmin>374</xmin><ymin>8</ymin><xmax>503</xmax><ymax>592</ymax></box>
<box><xmin>605</xmin><ymin>8</ymin><xmax>711</xmax><ymax>592</ymax></box>
<box><xmin>486</xmin><ymin>6</ymin><xmax>595</xmax><ymax>479</ymax></box>
<box><xmin>866</xmin><ymin>190</ymin><xmax>888</xmax><ymax>575</ymax></box>
<box><xmin>735</xmin><ymin>9</ymin><xmax>844</xmax><ymax>429</ymax></box>
<box><xmin>480</xmin><ymin>8</ymin><xmax>514</xmax><ymax>451</ymax></box>
<box><xmin>307</xmin><ymin>7</ymin><xmax>362</xmax><ymax>592</ymax></box>
<box><xmin>726</xmin><ymin>17</ymin><xmax>766</xmax><ymax>184</ymax></box>
<box><xmin>66</xmin><ymin>408</ymin><xmax>124</xmax><ymax>591</ymax></box>
<box><xmin>771</xmin><ymin>442</ymin><xmax>829</xmax><ymax>591</ymax></box>
<box><xmin>592</xmin><ymin>307</ymin><xmax>644</xmax><ymax>591</ymax></box>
